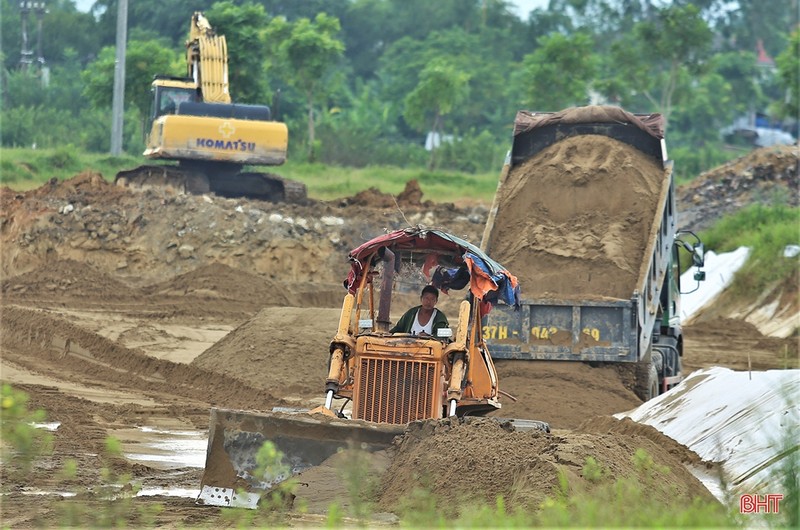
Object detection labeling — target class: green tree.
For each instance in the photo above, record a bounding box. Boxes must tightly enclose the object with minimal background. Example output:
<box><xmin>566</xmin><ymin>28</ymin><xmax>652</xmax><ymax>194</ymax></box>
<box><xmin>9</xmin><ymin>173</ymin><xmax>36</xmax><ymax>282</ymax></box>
<box><xmin>668</xmin><ymin>69</ymin><xmax>736</xmax><ymax>178</ymax></box>
<box><xmin>712</xmin><ymin>51</ymin><xmax>764</xmax><ymax>115</ymax></box>
<box><xmin>773</xmin><ymin>29</ymin><xmax>799</xmax><ymax>120</ymax></box>
<box><xmin>316</xmin><ymin>80</ymin><xmax>405</xmax><ymax>166</ymax></box>
<box><xmin>376</xmin><ymin>26</ymin><xmax>517</xmax><ymax>139</ymax></box>
<box><xmin>712</xmin><ymin>0</ymin><xmax>797</xmax><ymax>57</ymax></box>
<box><xmin>265</xmin><ymin>13</ymin><xmax>345</xmax><ymax>162</ymax></box>
<box><xmin>403</xmin><ymin>59</ymin><xmax>470</xmax><ymax>169</ymax></box>
<box><xmin>81</xmin><ymin>39</ymin><xmax>179</xmax><ymax>135</ymax></box>
<box><xmin>204</xmin><ymin>1</ymin><xmax>271</xmax><ymax>105</ymax></box>
<box><xmin>341</xmin><ymin>0</ymin><xmax>525</xmax><ymax>83</ymax></box>
<box><xmin>511</xmin><ymin>32</ymin><xmax>598</xmax><ymax>111</ymax></box>
<box><xmin>602</xmin><ymin>4</ymin><xmax>713</xmax><ymax>126</ymax></box>
<box><xmin>92</xmin><ymin>0</ymin><xmax>208</xmax><ymax>48</ymax></box>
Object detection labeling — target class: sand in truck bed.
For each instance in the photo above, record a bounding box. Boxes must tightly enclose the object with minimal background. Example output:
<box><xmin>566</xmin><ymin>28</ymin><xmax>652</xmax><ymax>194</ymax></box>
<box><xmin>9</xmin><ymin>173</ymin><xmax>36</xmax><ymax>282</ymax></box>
<box><xmin>488</xmin><ymin>134</ymin><xmax>665</xmax><ymax>300</ymax></box>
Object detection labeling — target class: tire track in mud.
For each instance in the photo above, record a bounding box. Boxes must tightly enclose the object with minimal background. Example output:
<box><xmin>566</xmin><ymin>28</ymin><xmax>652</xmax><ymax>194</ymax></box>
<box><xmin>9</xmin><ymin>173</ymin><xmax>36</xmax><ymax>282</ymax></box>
<box><xmin>1</xmin><ymin>305</ymin><xmax>285</xmax><ymax>412</ymax></box>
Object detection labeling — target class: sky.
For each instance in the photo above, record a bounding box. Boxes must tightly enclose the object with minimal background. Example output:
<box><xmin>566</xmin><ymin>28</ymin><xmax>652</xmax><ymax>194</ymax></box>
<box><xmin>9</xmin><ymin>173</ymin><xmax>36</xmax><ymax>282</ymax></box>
<box><xmin>74</xmin><ymin>0</ymin><xmax>551</xmax><ymax>18</ymax></box>
<box><xmin>509</xmin><ymin>0</ymin><xmax>550</xmax><ymax>18</ymax></box>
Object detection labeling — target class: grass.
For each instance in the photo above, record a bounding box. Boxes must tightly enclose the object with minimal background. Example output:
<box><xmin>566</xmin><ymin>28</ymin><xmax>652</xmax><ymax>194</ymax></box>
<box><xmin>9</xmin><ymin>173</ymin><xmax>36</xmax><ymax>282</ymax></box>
<box><xmin>0</xmin><ymin>147</ymin><xmax>141</xmax><ymax>190</ymax></box>
<box><xmin>280</xmin><ymin>162</ymin><xmax>501</xmax><ymax>203</ymax></box>
<box><xmin>700</xmin><ymin>203</ymin><xmax>800</xmax><ymax>301</ymax></box>
<box><xmin>0</xmin><ymin>146</ymin><xmax>503</xmax><ymax>203</ymax></box>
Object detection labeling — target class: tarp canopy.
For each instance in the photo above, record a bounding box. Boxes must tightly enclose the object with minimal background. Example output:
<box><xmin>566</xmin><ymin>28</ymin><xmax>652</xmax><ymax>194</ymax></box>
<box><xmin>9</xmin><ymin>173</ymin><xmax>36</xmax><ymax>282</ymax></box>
<box><xmin>345</xmin><ymin>227</ymin><xmax>520</xmax><ymax>307</ymax></box>
<box><xmin>514</xmin><ymin>105</ymin><xmax>664</xmax><ymax>139</ymax></box>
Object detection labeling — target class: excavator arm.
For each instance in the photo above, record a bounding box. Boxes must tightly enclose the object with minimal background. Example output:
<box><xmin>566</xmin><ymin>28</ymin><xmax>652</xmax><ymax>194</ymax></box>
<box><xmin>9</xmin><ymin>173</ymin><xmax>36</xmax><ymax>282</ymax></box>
<box><xmin>187</xmin><ymin>12</ymin><xmax>230</xmax><ymax>104</ymax></box>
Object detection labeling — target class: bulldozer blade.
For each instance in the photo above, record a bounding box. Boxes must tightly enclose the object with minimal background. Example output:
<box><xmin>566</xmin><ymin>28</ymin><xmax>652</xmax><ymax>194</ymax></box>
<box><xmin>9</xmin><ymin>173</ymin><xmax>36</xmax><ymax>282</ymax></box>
<box><xmin>197</xmin><ymin>408</ymin><xmax>404</xmax><ymax>508</ymax></box>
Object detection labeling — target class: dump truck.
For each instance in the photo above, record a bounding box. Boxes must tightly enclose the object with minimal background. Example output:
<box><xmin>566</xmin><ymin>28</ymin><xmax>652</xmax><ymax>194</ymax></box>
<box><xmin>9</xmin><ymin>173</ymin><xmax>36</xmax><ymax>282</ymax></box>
<box><xmin>480</xmin><ymin>106</ymin><xmax>705</xmax><ymax>401</ymax></box>
<box><xmin>115</xmin><ymin>12</ymin><xmax>306</xmax><ymax>203</ymax></box>
<box><xmin>197</xmin><ymin>227</ymin><xmax>547</xmax><ymax>508</ymax></box>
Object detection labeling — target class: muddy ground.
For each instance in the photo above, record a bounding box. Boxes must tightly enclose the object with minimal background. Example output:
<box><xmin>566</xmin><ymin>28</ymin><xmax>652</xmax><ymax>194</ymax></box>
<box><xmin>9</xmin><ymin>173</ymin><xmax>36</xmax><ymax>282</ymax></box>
<box><xmin>1</xmin><ymin>148</ymin><xmax>797</xmax><ymax>527</ymax></box>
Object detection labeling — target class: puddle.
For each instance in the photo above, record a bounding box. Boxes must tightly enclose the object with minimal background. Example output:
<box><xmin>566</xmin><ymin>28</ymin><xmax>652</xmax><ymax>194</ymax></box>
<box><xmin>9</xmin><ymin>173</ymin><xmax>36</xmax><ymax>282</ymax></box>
<box><xmin>120</xmin><ymin>426</ymin><xmax>207</xmax><ymax>469</ymax></box>
<box><xmin>31</xmin><ymin>422</ymin><xmax>61</xmax><ymax>431</ymax></box>
<box><xmin>137</xmin><ymin>487</ymin><xmax>200</xmax><ymax>499</ymax></box>
<box><xmin>3</xmin><ymin>486</ymin><xmax>200</xmax><ymax>501</ymax></box>
<box><xmin>0</xmin><ymin>489</ymin><xmax>77</xmax><ymax>498</ymax></box>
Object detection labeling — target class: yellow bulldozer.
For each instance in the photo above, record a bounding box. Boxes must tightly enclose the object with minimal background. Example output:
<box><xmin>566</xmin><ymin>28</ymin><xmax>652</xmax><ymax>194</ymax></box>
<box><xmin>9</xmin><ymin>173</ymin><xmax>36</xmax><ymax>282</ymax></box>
<box><xmin>115</xmin><ymin>12</ymin><xmax>306</xmax><ymax>203</ymax></box>
<box><xmin>197</xmin><ymin>227</ymin><xmax>548</xmax><ymax>508</ymax></box>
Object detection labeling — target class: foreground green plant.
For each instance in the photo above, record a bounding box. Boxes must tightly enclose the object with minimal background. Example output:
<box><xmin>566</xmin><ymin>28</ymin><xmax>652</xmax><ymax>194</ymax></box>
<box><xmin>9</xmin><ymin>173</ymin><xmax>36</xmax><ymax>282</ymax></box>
<box><xmin>391</xmin><ymin>450</ymin><xmax>735</xmax><ymax>528</ymax></box>
<box><xmin>57</xmin><ymin>435</ymin><xmax>165</xmax><ymax>528</ymax></box>
<box><xmin>0</xmin><ymin>383</ymin><xmax>53</xmax><ymax>477</ymax></box>
<box><xmin>536</xmin><ymin>449</ymin><xmax>734</xmax><ymax>527</ymax></box>
<box><xmin>220</xmin><ymin>440</ymin><xmax>300</xmax><ymax>527</ymax></box>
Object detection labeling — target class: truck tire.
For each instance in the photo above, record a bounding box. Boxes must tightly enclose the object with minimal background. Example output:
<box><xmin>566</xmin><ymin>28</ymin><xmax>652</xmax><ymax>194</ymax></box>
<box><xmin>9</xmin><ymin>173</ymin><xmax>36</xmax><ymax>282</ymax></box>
<box><xmin>634</xmin><ymin>351</ymin><xmax>661</xmax><ymax>401</ymax></box>
<box><xmin>646</xmin><ymin>362</ymin><xmax>659</xmax><ymax>401</ymax></box>
<box><xmin>654</xmin><ymin>336</ymin><xmax>681</xmax><ymax>390</ymax></box>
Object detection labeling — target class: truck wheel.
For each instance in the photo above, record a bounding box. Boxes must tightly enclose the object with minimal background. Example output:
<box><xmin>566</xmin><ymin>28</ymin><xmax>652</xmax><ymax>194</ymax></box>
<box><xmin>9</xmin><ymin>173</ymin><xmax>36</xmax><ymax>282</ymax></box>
<box><xmin>646</xmin><ymin>350</ymin><xmax>663</xmax><ymax>400</ymax></box>
<box><xmin>634</xmin><ymin>351</ymin><xmax>661</xmax><ymax>401</ymax></box>
<box><xmin>646</xmin><ymin>362</ymin><xmax>659</xmax><ymax>401</ymax></box>
<box><xmin>655</xmin><ymin>336</ymin><xmax>681</xmax><ymax>390</ymax></box>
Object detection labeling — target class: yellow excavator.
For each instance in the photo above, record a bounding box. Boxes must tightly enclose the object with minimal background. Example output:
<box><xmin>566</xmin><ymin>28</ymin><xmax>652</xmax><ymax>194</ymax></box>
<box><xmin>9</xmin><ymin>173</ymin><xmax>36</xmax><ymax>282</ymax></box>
<box><xmin>115</xmin><ymin>12</ymin><xmax>306</xmax><ymax>202</ymax></box>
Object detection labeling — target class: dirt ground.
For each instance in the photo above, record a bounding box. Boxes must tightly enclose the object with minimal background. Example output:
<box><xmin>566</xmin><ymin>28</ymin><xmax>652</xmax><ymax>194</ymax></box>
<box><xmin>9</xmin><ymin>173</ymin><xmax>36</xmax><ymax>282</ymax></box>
<box><xmin>0</xmin><ymin>158</ymin><xmax>797</xmax><ymax>527</ymax></box>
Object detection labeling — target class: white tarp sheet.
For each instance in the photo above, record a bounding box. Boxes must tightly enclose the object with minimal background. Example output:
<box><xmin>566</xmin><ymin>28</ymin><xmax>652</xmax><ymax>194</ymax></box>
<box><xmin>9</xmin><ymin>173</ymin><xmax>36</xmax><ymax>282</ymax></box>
<box><xmin>618</xmin><ymin>367</ymin><xmax>799</xmax><ymax>497</ymax></box>
<box><xmin>680</xmin><ymin>247</ymin><xmax>751</xmax><ymax>321</ymax></box>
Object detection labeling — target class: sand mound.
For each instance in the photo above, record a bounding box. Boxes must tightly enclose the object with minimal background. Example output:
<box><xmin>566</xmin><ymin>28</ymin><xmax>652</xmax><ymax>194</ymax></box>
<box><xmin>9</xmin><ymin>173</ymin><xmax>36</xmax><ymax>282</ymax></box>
<box><xmin>291</xmin><ymin>283</ymin><xmax>349</xmax><ymax>308</ymax></box>
<box><xmin>1</xmin><ymin>259</ymin><xmax>138</xmax><ymax>300</ymax></box>
<box><xmin>678</xmin><ymin>144</ymin><xmax>799</xmax><ymax>231</ymax></box>
<box><xmin>28</xmin><ymin>172</ymin><xmax>129</xmax><ymax>202</ymax></box>
<box><xmin>1</xmin><ymin>172</ymin><xmax>487</xmax><ymax>286</ymax></box>
<box><xmin>489</xmin><ymin>135</ymin><xmax>665</xmax><ymax>300</ymax></box>
<box><xmin>577</xmin><ymin>416</ymin><xmax>705</xmax><ymax>465</ymax></box>
<box><xmin>145</xmin><ymin>262</ymin><xmax>291</xmax><ymax>306</ymax></box>
<box><xmin>191</xmin><ymin>307</ymin><xmax>341</xmax><ymax>400</ymax></box>
<box><xmin>342</xmin><ymin>179</ymin><xmax>429</xmax><ymax>208</ymax></box>
<box><xmin>0</xmin><ymin>305</ymin><xmax>283</xmax><ymax>411</ymax></box>
<box><xmin>493</xmin><ymin>360</ymin><xmax>642</xmax><ymax>428</ymax></box>
<box><xmin>377</xmin><ymin>416</ymin><xmax>714</xmax><ymax>515</ymax></box>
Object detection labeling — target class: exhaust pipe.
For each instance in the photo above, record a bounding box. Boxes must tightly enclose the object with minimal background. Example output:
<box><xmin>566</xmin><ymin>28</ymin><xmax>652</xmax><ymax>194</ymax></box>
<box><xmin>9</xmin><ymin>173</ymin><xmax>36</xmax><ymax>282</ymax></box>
<box><xmin>376</xmin><ymin>248</ymin><xmax>395</xmax><ymax>331</ymax></box>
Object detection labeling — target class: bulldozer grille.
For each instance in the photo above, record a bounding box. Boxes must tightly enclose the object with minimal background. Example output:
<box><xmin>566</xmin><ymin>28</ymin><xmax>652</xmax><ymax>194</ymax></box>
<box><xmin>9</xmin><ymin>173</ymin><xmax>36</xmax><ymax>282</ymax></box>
<box><xmin>354</xmin><ymin>357</ymin><xmax>440</xmax><ymax>424</ymax></box>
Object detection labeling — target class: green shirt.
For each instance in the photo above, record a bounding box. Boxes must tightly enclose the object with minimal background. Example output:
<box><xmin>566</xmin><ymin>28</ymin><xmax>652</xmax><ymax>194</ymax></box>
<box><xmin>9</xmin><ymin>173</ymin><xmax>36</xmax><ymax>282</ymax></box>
<box><xmin>390</xmin><ymin>305</ymin><xmax>449</xmax><ymax>335</ymax></box>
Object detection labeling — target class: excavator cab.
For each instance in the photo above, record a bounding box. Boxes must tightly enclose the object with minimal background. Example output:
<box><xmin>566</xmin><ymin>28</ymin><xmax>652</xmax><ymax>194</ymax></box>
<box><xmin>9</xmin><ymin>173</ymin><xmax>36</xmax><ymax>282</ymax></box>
<box><xmin>151</xmin><ymin>80</ymin><xmax>197</xmax><ymax>119</ymax></box>
<box><xmin>197</xmin><ymin>227</ymin><xmax>521</xmax><ymax>508</ymax></box>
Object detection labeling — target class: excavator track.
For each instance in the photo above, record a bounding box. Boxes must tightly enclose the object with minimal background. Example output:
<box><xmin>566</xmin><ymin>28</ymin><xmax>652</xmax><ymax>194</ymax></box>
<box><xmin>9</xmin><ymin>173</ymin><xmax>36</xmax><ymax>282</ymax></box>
<box><xmin>115</xmin><ymin>165</ymin><xmax>211</xmax><ymax>195</ymax></box>
<box><xmin>210</xmin><ymin>172</ymin><xmax>307</xmax><ymax>203</ymax></box>
<box><xmin>115</xmin><ymin>165</ymin><xmax>307</xmax><ymax>203</ymax></box>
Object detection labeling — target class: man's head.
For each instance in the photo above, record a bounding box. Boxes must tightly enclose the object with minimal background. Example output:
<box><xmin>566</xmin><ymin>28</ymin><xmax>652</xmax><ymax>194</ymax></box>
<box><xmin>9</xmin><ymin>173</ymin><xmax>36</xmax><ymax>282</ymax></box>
<box><xmin>420</xmin><ymin>285</ymin><xmax>439</xmax><ymax>309</ymax></box>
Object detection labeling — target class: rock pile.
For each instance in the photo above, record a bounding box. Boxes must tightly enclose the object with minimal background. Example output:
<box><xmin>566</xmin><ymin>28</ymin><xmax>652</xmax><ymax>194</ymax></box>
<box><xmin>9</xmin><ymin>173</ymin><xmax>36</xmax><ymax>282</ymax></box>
<box><xmin>677</xmin><ymin>144</ymin><xmax>798</xmax><ymax>230</ymax></box>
